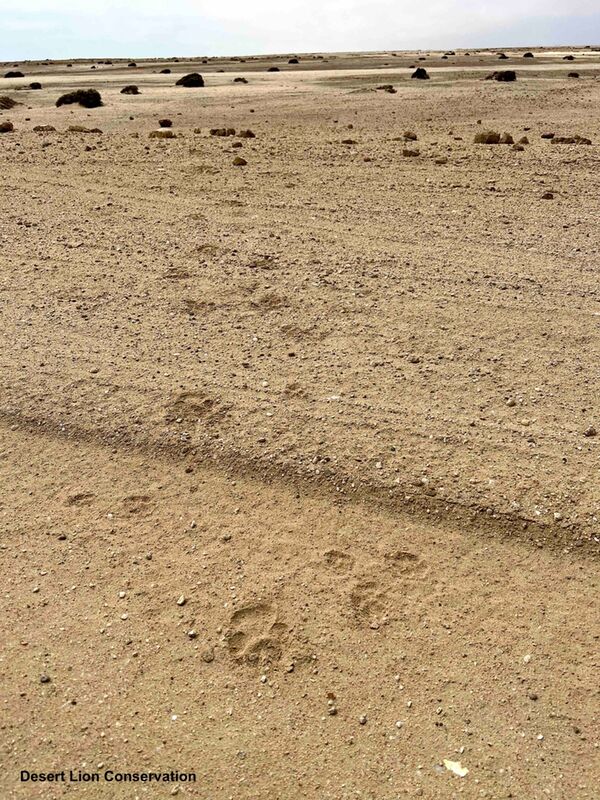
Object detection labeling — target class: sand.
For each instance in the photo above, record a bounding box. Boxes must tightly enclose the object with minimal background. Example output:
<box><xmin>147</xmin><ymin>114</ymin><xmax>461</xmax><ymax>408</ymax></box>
<box><xmin>0</xmin><ymin>47</ymin><xmax>598</xmax><ymax>799</ymax></box>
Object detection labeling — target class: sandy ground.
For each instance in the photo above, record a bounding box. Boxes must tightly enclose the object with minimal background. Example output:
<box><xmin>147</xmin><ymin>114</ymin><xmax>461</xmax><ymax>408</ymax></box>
<box><xmin>0</xmin><ymin>48</ymin><xmax>599</xmax><ymax>799</ymax></box>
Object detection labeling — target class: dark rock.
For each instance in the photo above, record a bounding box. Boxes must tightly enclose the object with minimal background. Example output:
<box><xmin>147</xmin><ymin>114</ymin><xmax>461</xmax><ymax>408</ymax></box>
<box><xmin>541</xmin><ymin>192</ymin><xmax>554</xmax><ymax>200</ymax></box>
<box><xmin>523</xmin><ymin>52</ymin><xmax>534</xmax><ymax>58</ymax></box>
<box><xmin>233</xmin><ymin>77</ymin><xmax>248</xmax><ymax>83</ymax></box>
<box><xmin>158</xmin><ymin>118</ymin><xmax>173</xmax><ymax>127</ymax></box>
<box><xmin>267</xmin><ymin>66</ymin><xmax>280</xmax><ymax>72</ymax></box>
<box><xmin>562</xmin><ymin>55</ymin><xmax>575</xmax><ymax>60</ymax></box>
<box><xmin>238</xmin><ymin>129</ymin><xmax>255</xmax><ymax>138</ymax></box>
<box><xmin>160</xmin><ymin>68</ymin><xmax>171</xmax><ymax>74</ymax></box>
<box><xmin>411</xmin><ymin>68</ymin><xmax>429</xmax><ymax>79</ymax></box>
<box><xmin>288</xmin><ymin>58</ymin><xmax>299</xmax><ymax>64</ymax></box>
<box><xmin>233</xmin><ymin>156</ymin><xmax>247</xmax><ymax>166</ymax></box>
<box><xmin>0</xmin><ymin>121</ymin><xmax>14</xmax><ymax>133</ymax></box>
<box><xmin>120</xmin><ymin>85</ymin><xmax>140</xmax><ymax>94</ymax></box>
<box><xmin>128</xmin><ymin>62</ymin><xmax>137</xmax><ymax>67</ymax></box>
<box><xmin>29</xmin><ymin>82</ymin><xmax>42</xmax><ymax>90</ymax></box>
<box><xmin>568</xmin><ymin>72</ymin><xmax>580</xmax><ymax>78</ymax></box>
<box><xmin>4</xmin><ymin>71</ymin><xmax>24</xmax><ymax>78</ymax></box>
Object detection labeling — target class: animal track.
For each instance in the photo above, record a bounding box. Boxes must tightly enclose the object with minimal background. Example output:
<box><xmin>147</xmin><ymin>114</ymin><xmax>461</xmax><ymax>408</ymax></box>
<box><xmin>327</xmin><ymin>546</ymin><xmax>429</xmax><ymax>626</ymax></box>
<box><xmin>225</xmin><ymin>602</ymin><xmax>288</xmax><ymax>666</ymax></box>
<box><xmin>349</xmin><ymin>580</ymin><xmax>389</xmax><ymax>626</ymax></box>
<box><xmin>65</xmin><ymin>492</ymin><xmax>95</xmax><ymax>507</ymax></box>
<box><xmin>122</xmin><ymin>494</ymin><xmax>153</xmax><ymax>515</ymax></box>
<box><xmin>323</xmin><ymin>549</ymin><xmax>355</xmax><ymax>574</ymax></box>
<box><xmin>382</xmin><ymin>549</ymin><xmax>429</xmax><ymax>579</ymax></box>
<box><xmin>166</xmin><ymin>390</ymin><xmax>227</xmax><ymax>425</ymax></box>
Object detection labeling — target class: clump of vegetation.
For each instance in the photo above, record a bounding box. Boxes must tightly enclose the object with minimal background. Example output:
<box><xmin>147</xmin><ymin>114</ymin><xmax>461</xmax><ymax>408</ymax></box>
<box><xmin>29</xmin><ymin>82</ymin><xmax>42</xmax><ymax>90</ymax></box>
<box><xmin>210</xmin><ymin>127</ymin><xmax>235</xmax><ymax>136</ymax></box>
<box><xmin>233</xmin><ymin>77</ymin><xmax>248</xmax><ymax>83</ymax></box>
<box><xmin>56</xmin><ymin>88</ymin><xmax>103</xmax><ymax>108</ymax></box>
<box><xmin>485</xmin><ymin>70</ymin><xmax>516</xmax><ymax>81</ymax></box>
<box><xmin>474</xmin><ymin>130</ymin><xmax>501</xmax><ymax>144</ymax></box>
<box><xmin>158</xmin><ymin>118</ymin><xmax>172</xmax><ymax>127</ymax></box>
<box><xmin>411</xmin><ymin>68</ymin><xmax>429</xmax><ymax>79</ymax></box>
<box><xmin>176</xmin><ymin>73</ymin><xmax>204</xmax><ymax>87</ymax></box>
<box><xmin>4</xmin><ymin>70</ymin><xmax>24</xmax><ymax>78</ymax></box>
<box><xmin>267</xmin><ymin>66</ymin><xmax>280</xmax><ymax>72</ymax></box>
<box><xmin>120</xmin><ymin>85</ymin><xmax>140</xmax><ymax>94</ymax></box>
<box><xmin>0</xmin><ymin>96</ymin><xmax>19</xmax><ymax>109</ymax></box>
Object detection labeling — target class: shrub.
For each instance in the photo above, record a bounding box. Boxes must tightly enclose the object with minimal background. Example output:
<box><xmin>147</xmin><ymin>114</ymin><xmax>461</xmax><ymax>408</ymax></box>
<box><xmin>56</xmin><ymin>88</ymin><xmax>103</xmax><ymax>108</ymax></box>
<box><xmin>176</xmin><ymin>73</ymin><xmax>204</xmax><ymax>87</ymax></box>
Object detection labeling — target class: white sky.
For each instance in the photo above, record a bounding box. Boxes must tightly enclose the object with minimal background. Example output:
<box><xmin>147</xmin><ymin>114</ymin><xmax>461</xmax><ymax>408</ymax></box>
<box><xmin>2</xmin><ymin>0</ymin><xmax>599</xmax><ymax>60</ymax></box>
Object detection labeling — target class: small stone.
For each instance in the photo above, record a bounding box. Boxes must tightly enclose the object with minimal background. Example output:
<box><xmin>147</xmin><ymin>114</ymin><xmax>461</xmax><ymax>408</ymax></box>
<box><xmin>583</xmin><ymin>426</ymin><xmax>597</xmax><ymax>437</ymax></box>
<box><xmin>201</xmin><ymin>647</ymin><xmax>214</xmax><ymax>663</ymax></box>
<box><xmin>528</xmin><ymin>692</ymin><xmax>539</xmax><ymax>701</ymax></box>
<box><xmin>40</xmin><ymin>674</ymin><xmax>51</xmax><ymax>684</ymax></box>
<box><xmin>359</xmin><ymin>714</ymin><xmax>367</xmax><ymax>725</ymax></box>
<box><xmin>233</xmin><ymin>156</ymin><xmax>247</xmax><ymax>166</ymax></box>
<box><xmin>177</xmin><ymin>595</ymin><xmax>186</xmax><ymax>606</ymax></box>
<box><xmin>328</xmin><ymin>705</ymin><xmax>338</xmax><ymax>716</ymax></box>
<box><xmin>523</xmin><ymin>654</ymin><xmax>532</xmax><ymax>664</ymax></box>
<box><xmin>541</xmin><ymin>192</ymin><xmax>554</xmax><ymax>200</ymax></box>
<box><xmin>187</xmin><ymin>629</ymin><xmax>198</xmax><ymax>639</ymax></box>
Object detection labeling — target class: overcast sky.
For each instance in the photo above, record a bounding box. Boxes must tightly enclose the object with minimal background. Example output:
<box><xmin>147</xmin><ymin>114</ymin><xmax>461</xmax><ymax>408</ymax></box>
<box><xmin>2</xmin><ymin>1</ymin><xmax>599</xmax><ymax>61</ymax></box>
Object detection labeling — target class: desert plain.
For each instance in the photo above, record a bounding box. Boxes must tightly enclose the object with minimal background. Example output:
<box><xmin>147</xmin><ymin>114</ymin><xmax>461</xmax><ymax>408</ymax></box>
<box><xmin>0</xmin><ymin>47</ymin><xmax>599</xmax><ymax>799</ymax></box>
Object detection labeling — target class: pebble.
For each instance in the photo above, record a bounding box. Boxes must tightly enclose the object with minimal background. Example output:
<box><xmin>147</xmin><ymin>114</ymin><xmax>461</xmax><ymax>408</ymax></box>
<box><xmin>359</xmin><ymin>714</ymin><xmax>367</xmax><ymax>725</ymax></box>
<box><xmin>177</xmin><ymin>595</ymin><xmax>186</xmax><ymax>606</ymax></box>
